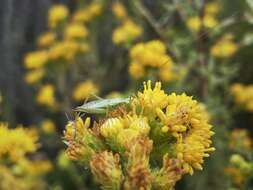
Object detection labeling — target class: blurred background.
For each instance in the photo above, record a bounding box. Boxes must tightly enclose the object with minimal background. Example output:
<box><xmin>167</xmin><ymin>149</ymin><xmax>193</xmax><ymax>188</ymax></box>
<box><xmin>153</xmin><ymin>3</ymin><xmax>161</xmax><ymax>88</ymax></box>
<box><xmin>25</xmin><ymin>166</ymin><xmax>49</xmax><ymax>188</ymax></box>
<box><xmin>0</xmin><ymin>0</ymin><xmax>253</xmax><ymax>189</ymax></box>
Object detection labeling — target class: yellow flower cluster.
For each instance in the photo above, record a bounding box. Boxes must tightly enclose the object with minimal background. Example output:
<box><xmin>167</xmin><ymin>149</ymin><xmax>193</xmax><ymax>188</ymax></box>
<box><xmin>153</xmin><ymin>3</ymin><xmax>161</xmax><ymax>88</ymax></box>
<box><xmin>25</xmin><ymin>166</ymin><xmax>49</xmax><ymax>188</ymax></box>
<box><xmin>112</xmin><ymin>19</ymin><xmax>143</xmax><ymax>45</ymax></box>
<box><xmin>24</xmin><ymin>2</ymin><xmax>98</xmax><ymax>85</ymax></box>
<box><xmin>230</xmin><ymin>83</ymin><xmax>253</xmax><ymax>111</ymax></box>
<box><xmin>64</xmin><ymin>23</ymin><xmax>89</xmax><ymax>40</ymax></box>
<box><xmin>36</xmin><ymin>84</ymin><xmax>56</xmax><ymax>108</ymax></box>
<box><xmin>0</xmin><ymin>123</ymin><xmax>39</xmax><ymax>161</ymax></box>
<box><xmin>211</xmin><ymin>34</ymin><xmax>238</xmax><ymax>58</ymax></box>
<box><xmin>49</xmin><ymin>40</ymin><xmax>89</xmax><ymax>61</ymax></box>
<box><xmin>48</xmin><ymin>5</ymin><xmax>69</xmax><ymax>29</ymax></box>
<box><xmin>112</xmin><ymin>2</ymin><xmax>142</xmax><ymax>45</ymax></box>
<box><xmin>37</xmin><ymin>32</ymin><xmax>56</xmax><ymax>48</ymax></box>
<box><xmin>129</xmin><ymin>40</ymin><xmax>178</xmax><ymax>81</ymax></box>
<box><xmin>63</xmin><ymin>80</ymin><xmax>215</xmax><ymax>189</ymax></box>
<box><xmin>0</xmin><ymin>123</ymin><xmax>52</xmax><ymax>190</ymax></box>
<box><xmin>112</xmin><ymin>2</ymin><xmax>127</xmax><ymax>20</ymax></box>
<box><xmin>25</xmin><ymin>69</ymin><xmax>45</xmax><ymax>84</ymax></box>
<box><xmin>187</xmin><ymin>2</ymin><xmax>220</xmax><ymax>32</ymax></box>
<box><xmin>24</xmin><ymin>51</ymin><xmax>48</xmax><ymax>69</ymax></box>
<box><xmin>72</xmin><ymin>1</ymin><xmax>103</xmax><ymax>23</ymax></box>
<box><xmin>133</xmin><ymin>81</ymin><xmax>215</xmax><ymax>175</ymax></box>
<box><xmin>73</xmin><ymin>80</ymin><xmax>99</xmax><ymax>101</ymax></box>
<box><xmin>41</xmin><ymin>119</ymin><xmax>56</xmax><ymax>134</ymax></box>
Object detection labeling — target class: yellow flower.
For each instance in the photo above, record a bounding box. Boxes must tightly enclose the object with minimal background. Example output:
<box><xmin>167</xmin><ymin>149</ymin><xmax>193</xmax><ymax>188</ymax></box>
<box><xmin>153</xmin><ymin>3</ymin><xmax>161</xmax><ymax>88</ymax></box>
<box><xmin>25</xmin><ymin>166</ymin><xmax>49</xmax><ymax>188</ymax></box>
<box><xmin>64</xmin><ymin>117</ymin><xmax>104</xmax><ymax>165</ymax></box>
<box><xmin>87</xmin><ymin>1</ymin><xmax>103</xmax><ymax>17</ymax></box>
<box><xmin>72</xmin><ymin>9</ymin><xmax>92</xmax><ymax>23</ymax></box>
<box><xmin>230</xmin><ymin>83</ymin><xmax>253</xmax><ymax>112</ymax></box>
<box><xmin>203</xmin><ymin>14</ymin><xmax>218</xmax><ymax>28</ymax></box>
<box><xmin>64</xmin><ymin>23</ymin><xmax>88</xmax><ymax>40</ymax></box>
<box><xmin>48</xmin><ymin>4</ymin><xmax>69</xmax><ymax>28</ymax></box>
<box><xmin>36</xmin><ymin>84</ymin><xmax>56</xmax><ymax>108</ymax></box>
<box><xmin>112</xmin><ymin>2</ymin><xmax>127</xmax><ymax>19</ymax></box>
<box><xmin>63</xmin><ymin>80</ymin><xmax>215</xmax><ymax>188</ymax></box>
<box><xmin>100</xmin><ymin>118</ymin><xmax>124</xmax><ymax>139</ymax></box>
<box><xmin>132</xmin><ymin>80</ymin><xmax>169</xmax><ymax>115</ymax></box>
<box><xmin>0</xmin><ymin>165</ymin><xmax>29</xmax><ymax>190</ymax></box>
<box><xmin>211</xmin><ymin>34</ymin><xmax>238</xmax><ymax>58</ymax></box>
<box><xmin>112</xmin><ymin>19</ymin><xmax>143</xmax><ymax>44</ymax></box>
<box><xmin>123</xmin><ymin>115</ymin><xmax>150</xmax><ymax>135</ymax></box>
<box><xmin>187</xmin><ymin>16</ymin><xmax>202</xmax><ymax>32</ymax></box>
<box><xmin>155</xmin><ymin>93</ymin><xmax>215</xmax><ymax>174</ymax></box>
<box><xmin>41</xmin><ymin>119</ymin><xmax>56</xmax><ymax>134</ymax></box>
<box><xmin>73</xmin><ymin>81</ymin><xmax>99</xmax><ymax>101</ymax></box>
<box><xmin>72</xmin><ymin>2</ymin><xmax>102</xmax><ymax>24</ymax></box>
<box><xmin>24</xmin><ymin>69</ymin><xmax>45</xmax><ymax>84</ymax></box>
<box><xmin>129</xmin><ymin>40</ymin><xmax>178</xmax><ymax>82</ymax></box>
<box><xmin>0</xmin><ymin>123</ymin><xmax>39</xmax><ymax>161</ymax></box>
<box><xmin>130</xmin><ymin>41</ymin><xmax>169</xmax><ymax>67</ymax></box>
<box><xmin>57</xmin><ymin>151</ymin><xmax>71</xmax><ymax>168</ymax></box>
<box><xmin>158</xmin><ymin>59</ymin><xmax>177</xmax><ymax>82</ymax></box>
<box><xmin>37</xmin><ymin>32</ymin><xmax>56</xmax><ymax>47</ymax></box>
<box><xmin>64</xmin><ymin>117</ymin><xmax>91</xmax><ymax>142</ymax></box>
<box><xmin>17</xmin><ymin>159</ymin><xmax>53</xmax><ymax>175</ymax></box>
<box><xmin>129</xmin><ymin>62</ymin><xmax>145</xmax><ymax>79</ymax></box>
<box><xmin>49</xmin><ymin>40</ymin><xmax>88</xmax><ymax>61</ymax></box>
<box><xmin>205</xmin><ymin>2</ymin><xmax>220</xmax><ymax>15</ymax></box>
<box><xmin>24</xmin><ymin>51</ymin><xmax>48</xmax><ymax>69</ymax></box>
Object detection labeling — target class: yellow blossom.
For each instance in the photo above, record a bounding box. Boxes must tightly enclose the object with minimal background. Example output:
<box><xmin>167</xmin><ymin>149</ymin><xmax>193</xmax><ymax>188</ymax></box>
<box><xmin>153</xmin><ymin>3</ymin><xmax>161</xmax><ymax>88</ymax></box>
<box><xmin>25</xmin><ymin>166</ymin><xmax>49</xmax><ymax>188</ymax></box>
<box><xmin>230</xmin><ymin>83</ymin><xmax>253</xmax><ymax>112</ymax></box>
<box><xmin>37</xmin><ymin>32</ymin><xmax>56</xmax><ymax>47</ymax></box>
<box><xmin>155</xmin><ymin>92</ymin><xmax>215</xmax><ymax>174</ymax></box>
<box><xmin>129</xmin><ymin>62</ymin><xmax>145</xmax><ymax>79</ymax></box>
<box><xmin>73</xmin><ymin>81</ymin><xmax>99</xmax><ymax>101</ymax></box>
<box><xmin>158</xmin><ymin>59</ymin><xmax>178</xmax><ymax>82</ymax></box>
<box><xmin>100</xmin><ymin>118</ymin><xmax>124</xmax><ymax>139</ymax></box>
<box><xmin>129</xmin><ymin>40</ymin><xmax>179</xmax><ymax>82</ymax></box>
<box><xmin>72</xmin><ymin>9</ymin><xmax>92</xmax><ymax>23</ymax></box>
<box><xmin>132</xmin><ymin>80</ymin><xmax>169</xmax><ymax>115</ymax></box>
<box><xmin>112</xmin><ymin>2</ymin><xmax>127</xmax><ymax>19</ymax></box>
<box><xmin>49</xmin><ymin>40</ymin><xmax>88</xmax><ymax>61</ymax></box>
<box><xmin>203</xmin><ymin>14</ymin><xmax>218</xmax><ymax>28</ymax></box>
<box><xmin>112</xmin><ymin>19</ymin><xmax>143</xmax><ymax>44</ymax></box>
<box><xmin>211</xmin><ymin>34</ymin><xmax>238</xmax><ymax>58</ymax></box>
<box><xmin>63</xmin><ymin>80</ymin><xmax>215</xmax><ymax>188</ymax></box>
<box><xmin>24</xmin><ymin>69</ymin><xmax>45</xmax><ymax>84</ymax></box>
<box><xmin>0</xmin><ymin>123</ymin><xmax>39</xmax><ymax>161</ymax></box>
<box><xmin>87</xmin><ymin>1</ymin><xmax>103</xmax><ymax>17</ymax></box>
<box><xmin>130</xmin><ymin>41</ymin><xmax>168</xmax><ymax>67</ymax></box>
<box><xmin>205</xmin><ymin>2</ymin><xmax>220</xmax><ymax>15</ymax></box>
<box><xmin>63</xmin><ymin>117</ymin><xmax>104</xmax><ymax>165</ymax></box>
<box><xmin>187</xmin><ymin>16</ymin><xmax>201</xmax><ymax>32</ymax></box>
<box><xmin>41</xmin><ymin>119</ymin><xmax>56</xmax><ymax>134</ymax></box>
<box><xmin>36</xmin><ymin>84</ymin><xmax>56</xmax><ymax>108</ymax></box>
<box><xmin>17</xmin><ymin>159</ymin><xmax>53</xmax><ymax>175</ymax></box>
<box><xmin>24</xmin><ymin>51</ymin><xmax>48</xmax><ymax>69</ymax></box>
<box><xmin>48</xmin><ymin>4</ymin><xmax>69</xmax><ymax>28</ymax></box>
<box><xmin>64</xmin><ymin>23</ymin><xmax>88</xmax><ymax>40</ymax></box>
<box><xmin>72</xmin><ymin>2</ymin><xmax>102</xmax><ymax>24</ymax></box>
<box><xmin>129</xmin><ymin>40</ymin><xmax>178</xmax><ymax>82</ymax></box>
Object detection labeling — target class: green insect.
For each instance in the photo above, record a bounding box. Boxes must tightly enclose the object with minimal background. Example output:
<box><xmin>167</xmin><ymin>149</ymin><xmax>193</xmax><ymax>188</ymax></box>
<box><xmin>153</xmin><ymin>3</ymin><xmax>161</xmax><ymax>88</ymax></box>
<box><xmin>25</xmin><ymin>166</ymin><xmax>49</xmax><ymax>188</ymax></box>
<box><xmin>74</xmin><ymin>97</ymin><xmax>131</xmax><ymax>114</ymax></box>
